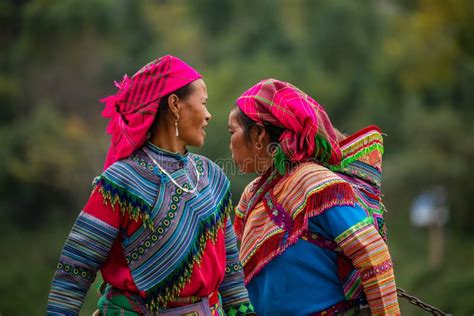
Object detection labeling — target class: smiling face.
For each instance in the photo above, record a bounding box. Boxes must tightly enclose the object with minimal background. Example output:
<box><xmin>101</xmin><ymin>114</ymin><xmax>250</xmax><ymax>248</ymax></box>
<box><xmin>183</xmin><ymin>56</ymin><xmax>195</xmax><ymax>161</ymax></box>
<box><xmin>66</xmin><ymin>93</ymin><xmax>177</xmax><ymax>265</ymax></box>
<box><xmin>177</xmin><ymin>79</ymin><xmax>211</xmax><ymax>147</ymax></box>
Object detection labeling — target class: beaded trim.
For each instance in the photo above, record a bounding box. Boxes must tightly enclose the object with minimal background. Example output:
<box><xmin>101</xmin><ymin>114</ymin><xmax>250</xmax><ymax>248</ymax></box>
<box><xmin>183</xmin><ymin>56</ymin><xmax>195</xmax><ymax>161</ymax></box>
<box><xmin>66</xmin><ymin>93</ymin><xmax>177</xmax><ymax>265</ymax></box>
<box><xmin>56</xmin><ymin>261</ymin><xmax>95</xmax><ymax>282</ymax></box>
<box><xmin>125</xmin><ymin>186</ymin><xmax>184</xmax><ymax>265</ymax></box>
<box><xmin>146</xmin><ymin>190</ymin><xmax>233</xmax><ymax>310</ymax></box>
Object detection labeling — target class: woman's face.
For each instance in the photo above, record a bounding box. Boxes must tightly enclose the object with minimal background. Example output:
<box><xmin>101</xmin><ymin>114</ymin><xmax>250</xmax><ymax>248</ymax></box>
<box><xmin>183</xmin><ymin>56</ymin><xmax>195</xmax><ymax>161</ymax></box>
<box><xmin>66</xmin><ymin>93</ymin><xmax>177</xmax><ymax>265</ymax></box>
<box><xmin>177</xmin><ymin>79</ymin><xmax>211</xmax><ymax>147</ymax></box>
<box><xmin>228</xmin><ymin>109</ymin><xmax>272</xmax><ymax>174</ymax></box>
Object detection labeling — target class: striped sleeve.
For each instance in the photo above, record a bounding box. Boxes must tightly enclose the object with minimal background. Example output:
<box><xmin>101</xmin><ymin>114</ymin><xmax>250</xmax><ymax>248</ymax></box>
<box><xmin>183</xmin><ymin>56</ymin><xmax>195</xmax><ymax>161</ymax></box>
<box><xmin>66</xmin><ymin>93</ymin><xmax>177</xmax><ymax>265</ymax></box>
<box><xmin>219</xmin><ymin>217</ymin><xmax>255</xmax><ymax>315</ymax></box>
<box><xmin>47</xmin><ymin>188</ymin><xmax>120</xmax><ymax>315</ymax></box>
<box><xmin>336</xmin><ymin>222</ymin><xmax>400</xmax><ymax>315</ymax></box>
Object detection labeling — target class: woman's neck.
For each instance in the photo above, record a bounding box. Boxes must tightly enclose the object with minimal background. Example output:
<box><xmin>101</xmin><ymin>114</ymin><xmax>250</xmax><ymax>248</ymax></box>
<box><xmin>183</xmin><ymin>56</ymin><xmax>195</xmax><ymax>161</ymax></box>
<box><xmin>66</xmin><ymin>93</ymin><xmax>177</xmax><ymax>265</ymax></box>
<box><xmin>256</xmin><ymin>159</ymin><xmax>274</xmax><ymax>175</ymax></box>
<box><xmin>149</xmin><ymin>123</ymin><xmax>186</xmax><ymax>154</ymax></box>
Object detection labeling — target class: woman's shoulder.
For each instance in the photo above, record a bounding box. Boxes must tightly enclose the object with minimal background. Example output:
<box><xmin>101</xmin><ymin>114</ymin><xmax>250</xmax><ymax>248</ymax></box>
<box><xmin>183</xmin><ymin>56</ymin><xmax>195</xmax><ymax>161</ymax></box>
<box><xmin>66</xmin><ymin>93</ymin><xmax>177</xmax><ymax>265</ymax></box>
<box><xmin>243</xmin><ymin>177</ymin><xmax>261</xmax><ymax>196</ymax></box>
<box><xmin>92</xmin><ymin>156</ymin><xmax>157</xmax><ymax>229</ymax></box>
<box><xmin>189</xmin><ymin>153</ymin><xmax>212</xmax><ymax>166</ymax></box>
<box><xmin>277</xmin><ymin>162</ymin><xmax>351</xmax><ymax>201</ymax></box>
<box><xmin>101</xmin><ymin>155</ymin><xmax>149</xmax><ymax>180</ymax></box>
<box><xmin>190</xmin><ymin>153</ymin><xmax>229</xmax><ymax>181</ymax></box>
<box><xmin>287</xmin><ymin>161</ymin><xmax>343</xmax><ymax>184</ymax></box>
<box><xmin>278</xmin><ymin>162</ymin><xmax>357</xmax><ymax>219</ymax></box>
<box><xmin>235</xmin><ymin>176</ymin><xmax>261</xmax><ymax>219</ymax></box>
<box><xmin>94</xmin><ymin>154</ymin><xmax>159</xmax><ymax>198</ymax></box>
<box><xmin>237</xmin><ymin>177</ymin><xmax>261</xmax><ymax>208</ymax></box>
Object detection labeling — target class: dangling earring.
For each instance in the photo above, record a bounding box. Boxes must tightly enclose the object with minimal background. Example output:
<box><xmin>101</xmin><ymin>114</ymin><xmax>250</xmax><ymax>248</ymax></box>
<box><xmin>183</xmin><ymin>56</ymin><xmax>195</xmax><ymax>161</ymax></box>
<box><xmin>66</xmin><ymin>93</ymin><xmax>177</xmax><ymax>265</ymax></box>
<box><xmin>255</xmin><ymin>142</ymin><xmax>263</xmax><ymax>150</ymax></box>
<box><xmin>174</xmin><ymin>115</ymin><xmax>179</xmax><ymax>137</ymax></box>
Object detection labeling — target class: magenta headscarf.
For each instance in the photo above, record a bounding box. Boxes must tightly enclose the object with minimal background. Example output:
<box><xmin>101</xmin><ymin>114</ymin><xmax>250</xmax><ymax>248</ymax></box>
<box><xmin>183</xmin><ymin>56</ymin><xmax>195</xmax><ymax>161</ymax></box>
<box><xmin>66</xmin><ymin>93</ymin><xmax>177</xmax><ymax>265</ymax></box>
<box><xmin>236</xmin><ymin>78</ymin><xmax>342</xmax><ymax>167</ymax></box>
<box><xmin>100</xmin><ymin>55</ymin><xmax>201</xmax><ymax>169</ymax></box>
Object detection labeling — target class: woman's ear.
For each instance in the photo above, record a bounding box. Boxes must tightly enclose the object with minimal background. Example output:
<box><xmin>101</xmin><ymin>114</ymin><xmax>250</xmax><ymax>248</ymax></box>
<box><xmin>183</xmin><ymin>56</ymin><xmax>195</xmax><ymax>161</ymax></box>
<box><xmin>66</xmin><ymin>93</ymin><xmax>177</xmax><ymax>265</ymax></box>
<box><xmin>256</xmin><ymin>125</ymin><xmax>267</xmax><ymax>143</ymax></box>
<box><xmin>167</xmin><ymin>94</ymin><xmax>181</xmax><ymax>118</ymax></box>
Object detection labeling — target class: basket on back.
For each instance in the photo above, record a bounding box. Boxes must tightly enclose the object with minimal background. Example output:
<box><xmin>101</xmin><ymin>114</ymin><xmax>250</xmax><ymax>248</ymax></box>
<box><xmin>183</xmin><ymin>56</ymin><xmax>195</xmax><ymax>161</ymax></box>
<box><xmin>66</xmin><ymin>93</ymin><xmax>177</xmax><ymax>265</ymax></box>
<box><xmin>332</xmin><ymin>125</ymin><xmax>387</xmax><ymax>241</ymax></box>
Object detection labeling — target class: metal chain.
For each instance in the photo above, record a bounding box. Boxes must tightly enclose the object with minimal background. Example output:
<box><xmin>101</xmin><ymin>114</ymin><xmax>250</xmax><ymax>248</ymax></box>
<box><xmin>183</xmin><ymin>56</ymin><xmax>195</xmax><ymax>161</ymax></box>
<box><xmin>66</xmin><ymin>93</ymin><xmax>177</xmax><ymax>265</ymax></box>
<box><xmin>397</xmin><ymin>287</ymin><xmax>449</xmax><ymax>315</ymax></box>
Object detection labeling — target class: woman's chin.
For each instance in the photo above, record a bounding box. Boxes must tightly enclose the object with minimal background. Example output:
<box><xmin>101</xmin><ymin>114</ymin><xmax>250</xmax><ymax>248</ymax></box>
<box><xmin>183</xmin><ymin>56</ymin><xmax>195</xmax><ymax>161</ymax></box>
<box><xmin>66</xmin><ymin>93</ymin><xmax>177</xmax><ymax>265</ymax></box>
<box><xmin>237</xmin><ymin>164</ymin><xmax>254</xmax><ymax>174</ymax></box>
<box><xmin>192</xmin><ymin>138</ymin><xmax>205</xmax><ymax>148</ymax></box>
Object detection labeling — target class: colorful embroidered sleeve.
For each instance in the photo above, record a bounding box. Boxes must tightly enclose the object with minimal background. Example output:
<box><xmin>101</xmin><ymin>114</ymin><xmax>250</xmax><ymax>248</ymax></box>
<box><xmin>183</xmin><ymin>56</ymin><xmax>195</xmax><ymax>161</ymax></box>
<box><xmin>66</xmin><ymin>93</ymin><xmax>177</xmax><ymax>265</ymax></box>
<box><xmin>219</xmin><ymin>217</ymin><xmax>255</xmax><ymax>315</ymax></box>
<box><xmin>47</xmin><ymin>187</ymin><xmax>120</xmax><ymax>315</ymax></box>
<box><xmin>335</xmin><ymin>215</ymin><xmax>400</xmax><ymax>315</ymax></box>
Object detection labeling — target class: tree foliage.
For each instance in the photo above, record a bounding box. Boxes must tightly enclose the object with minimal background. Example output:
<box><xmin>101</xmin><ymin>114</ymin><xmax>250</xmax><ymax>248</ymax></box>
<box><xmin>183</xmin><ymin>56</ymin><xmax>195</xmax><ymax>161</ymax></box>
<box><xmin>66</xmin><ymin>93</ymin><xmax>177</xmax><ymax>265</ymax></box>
<box><xmin>1</xmin><ymin>0</ymin><xmax>473</xmax><ymax>314</ymax></box>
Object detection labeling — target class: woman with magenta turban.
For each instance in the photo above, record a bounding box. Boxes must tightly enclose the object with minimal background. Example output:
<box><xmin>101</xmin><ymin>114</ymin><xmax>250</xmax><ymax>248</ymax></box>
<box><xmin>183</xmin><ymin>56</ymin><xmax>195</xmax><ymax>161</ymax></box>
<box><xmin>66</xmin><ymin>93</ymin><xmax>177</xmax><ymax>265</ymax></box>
<box><xmin>228</xmin><ymin>79</ymin><xmax>400</xmax><ymax>315</ymax></box>
<box><xmin>47</xmin><ymin>56</ymin><xmax>254</xmax><ymax>315</ymax></box>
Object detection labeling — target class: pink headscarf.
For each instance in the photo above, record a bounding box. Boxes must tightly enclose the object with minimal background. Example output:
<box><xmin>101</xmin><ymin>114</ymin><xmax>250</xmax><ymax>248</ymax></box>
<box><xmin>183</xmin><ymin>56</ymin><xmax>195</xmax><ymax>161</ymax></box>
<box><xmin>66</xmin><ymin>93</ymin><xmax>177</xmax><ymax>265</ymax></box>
<box><xmin>100</xmin><ymin>55</ymin><xmax>201</xmax><ymax>169</ymax></box>
<box><xmin>236</xmin><ymin>78</ymin><xmax>342</xmax><ymax>166</ymax></box>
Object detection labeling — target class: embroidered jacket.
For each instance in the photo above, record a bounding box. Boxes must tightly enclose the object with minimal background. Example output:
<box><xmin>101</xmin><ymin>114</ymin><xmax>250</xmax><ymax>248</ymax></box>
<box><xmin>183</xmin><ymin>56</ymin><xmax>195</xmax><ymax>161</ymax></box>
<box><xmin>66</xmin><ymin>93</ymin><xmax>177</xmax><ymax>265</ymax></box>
<box><xmin>47</xmin><ymin>142</ymin><xmax>253</xmax><ymax>315</ymax></box>
<box><xmin>235</xmin><ymin>162</ymin><xmax>400</xmax><ymax>315</ymax></box>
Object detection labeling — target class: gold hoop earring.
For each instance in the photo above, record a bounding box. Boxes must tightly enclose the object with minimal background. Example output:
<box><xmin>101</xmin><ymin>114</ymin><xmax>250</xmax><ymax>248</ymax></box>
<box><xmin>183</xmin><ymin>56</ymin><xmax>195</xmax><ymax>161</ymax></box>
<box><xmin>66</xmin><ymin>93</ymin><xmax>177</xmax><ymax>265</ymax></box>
<box><xmin>255</xmin><ymin>142</ymin><xmax>263</xmax><ymax>150</ymax></box>
<box><xmin>174</xmin><ymin>115</ymin><xmax>179</xmax><ymax>137</ymax></box>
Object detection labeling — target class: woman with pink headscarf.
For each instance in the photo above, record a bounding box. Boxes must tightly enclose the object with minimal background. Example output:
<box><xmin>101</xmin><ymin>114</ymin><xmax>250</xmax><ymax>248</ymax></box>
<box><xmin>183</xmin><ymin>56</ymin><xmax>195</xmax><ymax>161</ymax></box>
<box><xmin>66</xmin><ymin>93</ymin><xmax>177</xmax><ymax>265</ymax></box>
<box><xmin>228</xmin><ymin>79</ymin><xmax>400</xmax><ymax>315</ymax></box>
<box><xmin>47</xmin><ymin>56</ymin><xmax>254</xmax><ymax>315</ymax></box>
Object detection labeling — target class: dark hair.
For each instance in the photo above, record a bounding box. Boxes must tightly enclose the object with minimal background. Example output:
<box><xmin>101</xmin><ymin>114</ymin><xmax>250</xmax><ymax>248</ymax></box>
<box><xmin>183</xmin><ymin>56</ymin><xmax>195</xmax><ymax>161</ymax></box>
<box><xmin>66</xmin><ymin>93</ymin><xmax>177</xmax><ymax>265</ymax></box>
<box><xmin>156</xmin><ymin>82</ymin><xmax>194</xmax><ymax>117</ymax></box>
<box><xmin>232</xmin><ymin>106</ymin><xmax>284</xmax><ymax>146</ymax></box>
<box><xmin>156</xmin><ymin>82</ymin><xmax>195</xmax><ymax>119</ymax></box>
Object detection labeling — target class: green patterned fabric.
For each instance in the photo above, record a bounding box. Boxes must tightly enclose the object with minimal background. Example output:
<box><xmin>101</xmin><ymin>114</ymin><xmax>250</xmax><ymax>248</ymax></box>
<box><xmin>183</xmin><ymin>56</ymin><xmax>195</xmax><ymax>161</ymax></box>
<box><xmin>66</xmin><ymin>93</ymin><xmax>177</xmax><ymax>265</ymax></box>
<box><xmin>97</xmin><ymin>284</ymin><xmax>144</xmax><ymax>315</ymax></box>
<box><xmin>227</xmin><ymin>302</ymin><xmax>255</xmax><ymax>316</ymax></box>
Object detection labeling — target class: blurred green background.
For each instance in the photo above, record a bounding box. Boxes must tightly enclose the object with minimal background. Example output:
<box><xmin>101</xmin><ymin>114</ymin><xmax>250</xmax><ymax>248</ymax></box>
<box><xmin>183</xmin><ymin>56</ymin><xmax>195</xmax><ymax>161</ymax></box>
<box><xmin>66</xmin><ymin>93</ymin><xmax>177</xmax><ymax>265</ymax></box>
<box><xmin>1</xmin><ymin>0</ymin><xmax>473</xmax><ymax>314</ymax></box>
